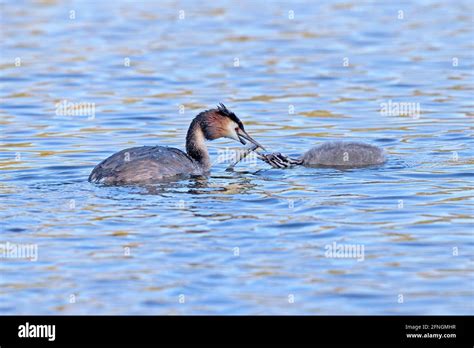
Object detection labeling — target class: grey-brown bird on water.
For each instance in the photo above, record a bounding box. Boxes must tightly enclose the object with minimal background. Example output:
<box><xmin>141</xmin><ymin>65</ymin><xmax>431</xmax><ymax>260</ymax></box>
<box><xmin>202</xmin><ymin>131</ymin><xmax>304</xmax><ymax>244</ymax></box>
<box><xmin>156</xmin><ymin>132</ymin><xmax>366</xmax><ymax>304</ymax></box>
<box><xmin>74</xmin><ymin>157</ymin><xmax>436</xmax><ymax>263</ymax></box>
<box><xmin>259</xmin><ymin>142</ymin><xmax>386</xmax><ymax>169</ymax></box>
<box><xmin>89</xmin><ymin>104</ymin><xmax>264</xmax><ymax>184</ymax></box>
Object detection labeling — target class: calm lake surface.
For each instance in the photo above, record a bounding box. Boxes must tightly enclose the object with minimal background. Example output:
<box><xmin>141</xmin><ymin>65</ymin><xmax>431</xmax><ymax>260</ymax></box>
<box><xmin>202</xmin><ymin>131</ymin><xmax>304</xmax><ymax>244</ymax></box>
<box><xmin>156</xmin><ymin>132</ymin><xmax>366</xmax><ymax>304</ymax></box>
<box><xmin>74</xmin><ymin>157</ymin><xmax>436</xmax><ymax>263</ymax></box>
<box><xmin>1</xmin><ymin>0</ymin><xmax>473</xmax><ymax>314</ymax></box>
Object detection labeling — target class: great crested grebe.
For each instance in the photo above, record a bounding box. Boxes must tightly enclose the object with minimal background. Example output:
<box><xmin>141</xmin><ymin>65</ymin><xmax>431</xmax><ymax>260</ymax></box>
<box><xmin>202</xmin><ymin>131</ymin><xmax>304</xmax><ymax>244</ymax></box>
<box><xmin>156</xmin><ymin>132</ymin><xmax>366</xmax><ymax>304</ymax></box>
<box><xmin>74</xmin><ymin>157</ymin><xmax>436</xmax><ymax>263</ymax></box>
<box><xmin>89</xmin><ymin>104</ymin><xmax>264</xmax><ymax>184</ymax></box>
<box><xmin>257</xmin><ymin>141</ymin><xmax>385</xmax><ymax>169</ymax></box>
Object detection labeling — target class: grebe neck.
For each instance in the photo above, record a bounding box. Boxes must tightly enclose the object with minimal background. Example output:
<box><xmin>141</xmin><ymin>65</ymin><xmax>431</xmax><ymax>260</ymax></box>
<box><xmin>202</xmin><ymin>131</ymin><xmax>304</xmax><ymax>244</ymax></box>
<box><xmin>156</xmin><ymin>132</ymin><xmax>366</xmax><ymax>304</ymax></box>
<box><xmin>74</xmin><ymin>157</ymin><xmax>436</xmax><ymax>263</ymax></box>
<box><xmin>185</xmin><ymin>117</ymin><xmax>211</xmax><ymax>170</ymax></box>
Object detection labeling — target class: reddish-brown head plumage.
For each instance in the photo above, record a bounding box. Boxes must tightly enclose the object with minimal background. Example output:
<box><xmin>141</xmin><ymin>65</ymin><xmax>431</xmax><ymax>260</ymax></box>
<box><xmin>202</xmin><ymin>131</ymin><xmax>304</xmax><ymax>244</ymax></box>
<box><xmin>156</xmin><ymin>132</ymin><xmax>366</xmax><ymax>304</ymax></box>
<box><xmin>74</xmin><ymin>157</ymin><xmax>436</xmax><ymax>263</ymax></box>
<box><xmin>185</xmin><ymin>104</ymin><xmax>265</xmax><ymax>163</ymax></box>
<box><xmin>195</xmin><ymin>104</ymin><xmax>244</xmax><ymax>140</ymax></box>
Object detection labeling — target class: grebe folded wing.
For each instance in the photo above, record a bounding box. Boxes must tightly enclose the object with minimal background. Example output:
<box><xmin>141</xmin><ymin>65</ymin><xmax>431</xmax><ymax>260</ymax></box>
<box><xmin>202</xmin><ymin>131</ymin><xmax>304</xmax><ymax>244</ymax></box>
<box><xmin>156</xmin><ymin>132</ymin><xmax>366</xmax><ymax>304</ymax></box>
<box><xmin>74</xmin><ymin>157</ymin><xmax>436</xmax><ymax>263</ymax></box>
<box><xmin>88</xmin><ymin>146</ymin><xmax>200</xmax><ymax>184</ymax></box>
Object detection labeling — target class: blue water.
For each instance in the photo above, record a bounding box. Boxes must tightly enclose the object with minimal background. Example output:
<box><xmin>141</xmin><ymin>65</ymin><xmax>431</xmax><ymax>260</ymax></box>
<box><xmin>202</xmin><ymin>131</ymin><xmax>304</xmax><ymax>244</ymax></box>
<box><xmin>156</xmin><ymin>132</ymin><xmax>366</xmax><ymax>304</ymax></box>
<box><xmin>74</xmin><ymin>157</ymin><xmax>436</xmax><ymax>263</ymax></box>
<box><xmin>0</xmin><ymin>0</ymin><xmax>473</xmax><ymax>314</ymax></box>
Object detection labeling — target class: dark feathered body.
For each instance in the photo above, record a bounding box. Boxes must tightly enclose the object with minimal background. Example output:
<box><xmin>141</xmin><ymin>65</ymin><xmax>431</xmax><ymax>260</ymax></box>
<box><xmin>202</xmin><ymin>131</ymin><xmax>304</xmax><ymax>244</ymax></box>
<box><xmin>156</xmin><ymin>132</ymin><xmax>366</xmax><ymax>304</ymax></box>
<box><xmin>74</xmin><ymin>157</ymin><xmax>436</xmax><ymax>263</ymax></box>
<box><xmin>88</xmin><ymin>146</ymin><xmax>204</xmax><ymax>184</ymax></box>
<box><xmin>301</xmin><ymin>141</ymin><xmax>385</xmax><ymax>167</ymax></box>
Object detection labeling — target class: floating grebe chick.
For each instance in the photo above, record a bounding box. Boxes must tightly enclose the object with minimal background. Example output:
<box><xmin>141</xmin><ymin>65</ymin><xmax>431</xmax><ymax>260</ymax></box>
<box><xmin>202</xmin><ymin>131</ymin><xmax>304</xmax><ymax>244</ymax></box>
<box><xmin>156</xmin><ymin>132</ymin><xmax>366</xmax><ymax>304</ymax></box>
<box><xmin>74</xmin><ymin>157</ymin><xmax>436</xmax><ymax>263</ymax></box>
<box><xmin>89</xmin><ymin>104</ymin><xmax>264</xmax><ymax>184</ymax></box>
<box><xmin>260</xmin><ymin>141</ymin><xmax>386</xmax><ymax>169</ymax></box>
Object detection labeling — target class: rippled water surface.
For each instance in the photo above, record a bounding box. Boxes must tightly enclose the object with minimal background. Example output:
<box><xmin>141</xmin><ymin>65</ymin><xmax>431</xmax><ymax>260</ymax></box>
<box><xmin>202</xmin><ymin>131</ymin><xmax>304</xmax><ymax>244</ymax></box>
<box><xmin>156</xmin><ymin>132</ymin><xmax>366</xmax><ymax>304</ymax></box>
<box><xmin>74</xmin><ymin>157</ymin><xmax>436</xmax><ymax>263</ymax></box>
<box><xmin>1</xmin><ymin>0</ymin><xmax>473</xmax><ymax>314</ymax></box>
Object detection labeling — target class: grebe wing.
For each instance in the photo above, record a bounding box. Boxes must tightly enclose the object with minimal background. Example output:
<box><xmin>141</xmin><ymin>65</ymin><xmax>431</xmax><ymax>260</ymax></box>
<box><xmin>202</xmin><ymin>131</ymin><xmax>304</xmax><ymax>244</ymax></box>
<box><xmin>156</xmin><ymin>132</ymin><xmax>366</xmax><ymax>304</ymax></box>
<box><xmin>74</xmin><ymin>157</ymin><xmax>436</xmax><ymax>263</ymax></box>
<box><xmin>89</xmin><ymin>146</ymin><xmax>200</xmax><ymax>183</ymax></box>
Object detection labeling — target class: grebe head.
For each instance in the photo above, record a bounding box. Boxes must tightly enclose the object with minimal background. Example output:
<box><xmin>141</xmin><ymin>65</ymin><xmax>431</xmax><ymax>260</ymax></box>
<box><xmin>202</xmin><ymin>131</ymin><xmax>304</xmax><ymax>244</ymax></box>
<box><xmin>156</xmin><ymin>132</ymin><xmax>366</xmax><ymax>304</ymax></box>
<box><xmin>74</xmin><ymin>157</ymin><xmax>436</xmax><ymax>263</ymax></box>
<box><xmin>200</xmin><ymin>103</ymin><xmax>265</xmax><ymax>150</ymax></box>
